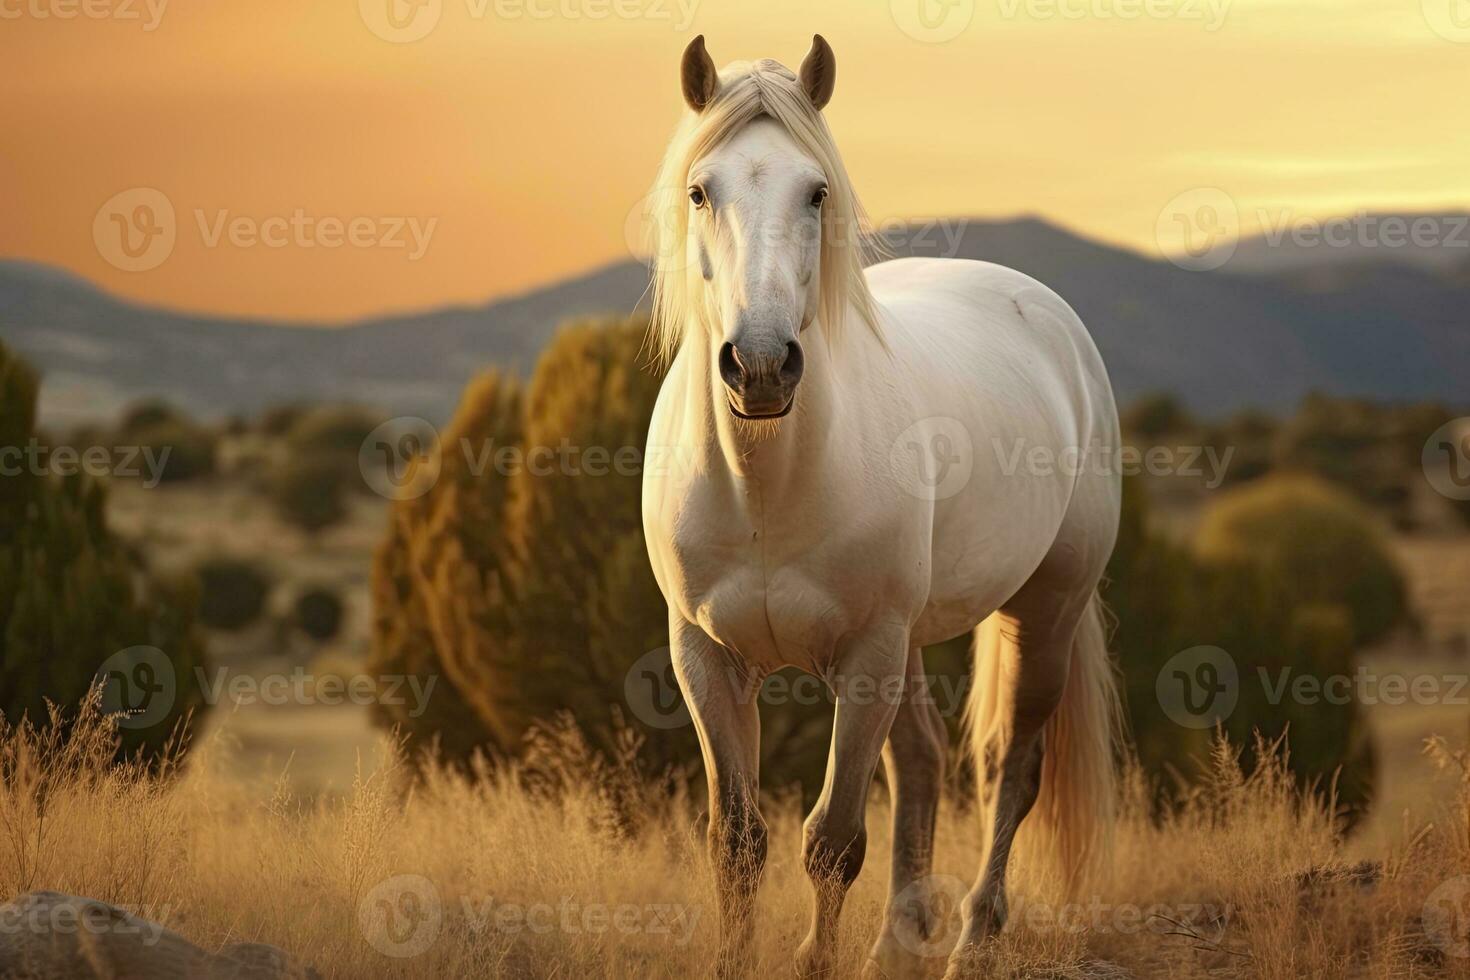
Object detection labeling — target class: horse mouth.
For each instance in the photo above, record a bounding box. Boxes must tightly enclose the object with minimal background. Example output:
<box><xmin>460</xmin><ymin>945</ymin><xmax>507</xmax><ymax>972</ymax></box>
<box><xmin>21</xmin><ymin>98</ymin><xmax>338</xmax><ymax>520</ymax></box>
<box><xmin>727</xmin><ymin>393</ymin><xmax>795</xmax><ymax>420</ymax></box>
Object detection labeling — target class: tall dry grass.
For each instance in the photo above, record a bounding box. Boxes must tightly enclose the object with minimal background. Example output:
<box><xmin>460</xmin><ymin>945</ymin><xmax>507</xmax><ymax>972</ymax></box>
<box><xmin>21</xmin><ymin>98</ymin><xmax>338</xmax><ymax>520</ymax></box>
<box><xmin>1</xmin><ymin>700</ymin><xmax>1468</xmax><ymax>979</ymax></box>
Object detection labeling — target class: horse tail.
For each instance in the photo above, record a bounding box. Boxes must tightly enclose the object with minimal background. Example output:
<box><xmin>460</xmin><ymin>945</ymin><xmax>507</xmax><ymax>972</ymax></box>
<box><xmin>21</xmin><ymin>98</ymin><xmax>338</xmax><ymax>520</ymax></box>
<box><xmin>964</xmin><ymin>590</ymin><xmax>1123</xmax><ymax>896</ymax></box>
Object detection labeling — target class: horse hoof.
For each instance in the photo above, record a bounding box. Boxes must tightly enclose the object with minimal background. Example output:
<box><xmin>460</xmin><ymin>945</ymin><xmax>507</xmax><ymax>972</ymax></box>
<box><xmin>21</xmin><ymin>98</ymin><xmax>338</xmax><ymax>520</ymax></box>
<box><xmin>940</xmin><ymin>941</ymin><xmax>990</xmax><ymax>980</ymax></box>
<box><xmin>794</xmin><ymin>937</ymin><xmax>833</xmax><ymax>978</ymax></box>
<box><xmin>863</xmin><ymin>952</ymin><xmax>933</xmax><ymax>980</ymax></box>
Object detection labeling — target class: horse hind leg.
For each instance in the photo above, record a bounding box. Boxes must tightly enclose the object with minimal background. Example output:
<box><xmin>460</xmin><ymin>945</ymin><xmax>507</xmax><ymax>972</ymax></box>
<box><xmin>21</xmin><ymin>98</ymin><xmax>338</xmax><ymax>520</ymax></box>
<box><xmin>944</xmin><ymin>572</ymin><xmax>1119</xmax><ymax>978</ymax></box>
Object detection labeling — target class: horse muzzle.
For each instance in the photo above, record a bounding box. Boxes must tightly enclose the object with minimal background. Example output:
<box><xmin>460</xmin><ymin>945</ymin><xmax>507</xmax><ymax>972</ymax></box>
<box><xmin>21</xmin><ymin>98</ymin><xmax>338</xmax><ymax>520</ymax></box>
<box><xmin>718</xmin><ymin>339</ymin><xmax>803</xmax><ymax>419</ymax></box>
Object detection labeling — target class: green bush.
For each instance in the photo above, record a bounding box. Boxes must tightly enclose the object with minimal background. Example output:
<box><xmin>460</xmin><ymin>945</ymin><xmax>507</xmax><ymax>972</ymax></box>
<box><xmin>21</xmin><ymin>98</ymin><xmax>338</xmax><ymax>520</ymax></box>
<box><xmin>286</xmin><ymin>406</ymin><xmax>382</xmax><ymax>458</ymax></box>
<box><xmin>118</xmin><ymin>399</ymin><xmax>184</xmax><ymax>433</ymax></box>
<box><xmin>258</xmin><ymin>403</ymin><xmax>310</xmax><ymax>437</ymax></box>
<box><xmin>369</xmin><ymin>370</ymin><xmax>524</xmax><ymax>760</ymax></box>
<box><xmin>1201</xmin><ymin>409</ymin><xmax>1278</xmax><ymax>487</ymax></box>
<box><xmin>1120</xmin><ymin>392</ymin><xmax>1196</xmax><ymax>440</ymax></box>
<box><xmin>1194</xmin><ymin>474</ymin><xmax>1407</xmax><ymax>646</ymax></box>
<box><xmin>1107</xmin><ymin>475</ymin><xmax>1378</xmax><ymax>819</ymax></box>
<box><xmin>195</xmin><ymin>557</ymin><xmax>272</xmax><ymax>632</ymax></box>
<box><xmin>293</xmin><ymin>586</ymin><xmax>344</xmax><ymax>641</ymax></box>
<box><xmin>113</xmin><ymin>400</ymin><xmax>218</xmax><ymax>484</ymax></box>
<box><xmin>0</xmin><ymin>342</ymin><xmax>209</xmax><ymax>759</ymax></box>
<box><xmin>1271</xmin><ymin>394</ymin><xmax>1445</xmax><ymax>527</ymax></box>
<box><xmin>270</xmin><ymin>456</ymin><xmax>349</xmax><ymax>534</ymax></box>
<box><xmin>369</xmin><ymin>319</ymin><xmax>707</xmax><ymax>777</ymax></box>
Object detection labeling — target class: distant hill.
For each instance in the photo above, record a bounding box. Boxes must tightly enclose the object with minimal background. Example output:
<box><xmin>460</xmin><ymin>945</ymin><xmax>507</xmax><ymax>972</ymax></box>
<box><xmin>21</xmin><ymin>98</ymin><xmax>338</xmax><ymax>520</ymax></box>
<box><xmin>1227</xmin><ymin>211</ymin><xmax>1470</xmax><ymax>275</ymax></box>
<box><xmin>1</xmin><ymin>216</ymin><xmax>1465</xmax><ymax>427</ymax></box>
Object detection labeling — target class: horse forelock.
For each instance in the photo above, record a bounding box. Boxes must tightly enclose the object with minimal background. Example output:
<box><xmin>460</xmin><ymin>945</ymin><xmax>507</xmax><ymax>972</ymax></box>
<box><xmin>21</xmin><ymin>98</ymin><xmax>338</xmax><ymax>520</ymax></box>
<box><xmin>646</xmin><ymin>57</ymin><xmax>885</xmax><ymax>368</ymax></box>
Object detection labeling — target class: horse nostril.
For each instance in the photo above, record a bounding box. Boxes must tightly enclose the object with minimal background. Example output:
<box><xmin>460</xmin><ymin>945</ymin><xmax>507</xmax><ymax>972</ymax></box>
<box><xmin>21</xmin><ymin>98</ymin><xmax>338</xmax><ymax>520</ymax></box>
<box><xmin>779</xmin><ymin>341</ymin><xmax>804</xmax><ymax>386</ymax></box>
<box><xmin>718</xmin><ymin>342</ymin><xmax>745</xmax><ymax>390</ymax></box>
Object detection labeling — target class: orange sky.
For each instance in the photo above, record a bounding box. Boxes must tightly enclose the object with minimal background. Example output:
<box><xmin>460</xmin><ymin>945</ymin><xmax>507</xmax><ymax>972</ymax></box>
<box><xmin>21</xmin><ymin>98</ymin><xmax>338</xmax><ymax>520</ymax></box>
<box><xmin>2</xmin><ymin>0</ymin><xmax>1467</xmax><ymax>322</ymax></box>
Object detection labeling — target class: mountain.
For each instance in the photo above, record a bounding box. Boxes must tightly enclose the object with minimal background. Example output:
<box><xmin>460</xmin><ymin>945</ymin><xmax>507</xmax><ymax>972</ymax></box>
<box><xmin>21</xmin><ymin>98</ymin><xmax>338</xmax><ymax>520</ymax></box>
<box><xmin>1</xmin><ymin>216</ymin><xmax>1465</xmax><ymax>427</ymax></box>
<box><xmin>0</xmin><ymin>259</ymin><xmax>651</xmax><ymax>427</ymax></box>
<box><xmin>1227</xmin><ymin>211</ymin><xmax>1470</xmax><ymax>276</ymax></box>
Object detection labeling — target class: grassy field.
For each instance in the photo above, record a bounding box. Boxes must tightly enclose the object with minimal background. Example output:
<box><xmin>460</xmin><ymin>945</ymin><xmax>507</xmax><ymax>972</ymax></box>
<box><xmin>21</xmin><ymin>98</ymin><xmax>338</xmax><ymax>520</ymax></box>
<box><xmin>2</xmin><ymin>702</ymin><xmax>1469</xmax><ymax>979</ymax></box>
<box><xmin>49</xmin><ymin>479</ymin><xmax>1469</xmax><ymax>976</ymax></box>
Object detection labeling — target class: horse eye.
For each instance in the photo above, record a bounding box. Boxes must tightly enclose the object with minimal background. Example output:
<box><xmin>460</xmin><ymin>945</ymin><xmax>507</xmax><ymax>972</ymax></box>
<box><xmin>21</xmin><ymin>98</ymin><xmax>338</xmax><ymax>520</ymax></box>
<box><xmin>689</xmin><ymin>187</ymin><xmax>706</xmax><ymax>208</ymax></box>
<box><xmin>810</xmin><ymin>186</ymin><xmax>829</xmax><ymax>208</ymax></box>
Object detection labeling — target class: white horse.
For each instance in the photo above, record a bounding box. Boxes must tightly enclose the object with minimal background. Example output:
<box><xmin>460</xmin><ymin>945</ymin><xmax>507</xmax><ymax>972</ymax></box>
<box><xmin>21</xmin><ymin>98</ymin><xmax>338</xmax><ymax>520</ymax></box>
<box><xmin>640</xmin><ymin>35</ymin><xmax>1124</xmax><ymax>979</ymax></box>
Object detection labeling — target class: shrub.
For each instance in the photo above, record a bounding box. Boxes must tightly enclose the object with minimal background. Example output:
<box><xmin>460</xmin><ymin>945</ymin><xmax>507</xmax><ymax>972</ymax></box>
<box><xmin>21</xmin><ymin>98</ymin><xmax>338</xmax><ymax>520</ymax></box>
<box><xmin>292</xmin><ymin>586</ymin><xmax>344</xmax><ymax>642</ymax></box>
<box><xmin>258</xmin><ymin>403</ymin><xmax>310</xmax><ymax>437</ymax></box>
<box><xmin>118</xmin><ymin>399</ymin><xmax>185</xmax><ymax>433</ymax></box>
<box><xmin>369</xmin><ymin>370</ymin><xmax>522</xmax><ymax>760</ymax></box>
<box><xmin>0</xmin><ymin>341</ymin><xmax>209</xmax><ymax>760</ymax></box>
<box><xmin>113</xmin><ymin>400</ymin><xmax>218</xmax><ymax>484</ymax></box>
<box><xmin>1107</xmin><ymin>475</ymin><xmax>1378</xmax><ymax>819</ymax></box>
<box><xmin>368</xmin><ymin>319</ymin><xmax>705</xmax><ymax>777</ymax></box>
<box><xmin>1120</xmin><ymin>392</ymin><xmax>1195</xmax><ymax>439</ymax></box>
<box><xmin>1272</xmin><ymin>394</ymin><xmax>1422</xmax><ymax>525</ymax></box>
<box><xmin>269</xmin><ymin>456</ymin><xmax>349</xmax><ymax>534</ymax></box>
<box><xmin>285</xmin><ymin>405</ymin><xmax>382</xmax><ymax>458</ymax></box>
<box><xmin>195</xmin><ymin>557</ymin><xmax>272</xmax><ymax>632</ymax></box>
<box><xmin>1194</xmin><ymin>474</ymin><xmax>1407</xmax><ymax>646</ymax></box>
<box><xmin>1201</xmin><ymin>409</ymin><xmax>1278</xmax><ymax>487</ymax></box>
<box><xmin>133</xmin><ymin>420</ymin><xmax>218</xmax><ymax>483</ymax></box>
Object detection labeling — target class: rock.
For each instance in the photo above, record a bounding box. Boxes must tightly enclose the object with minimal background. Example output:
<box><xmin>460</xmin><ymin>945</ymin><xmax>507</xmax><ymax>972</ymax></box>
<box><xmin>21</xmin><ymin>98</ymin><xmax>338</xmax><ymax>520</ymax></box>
<box><xmin>0</xmin><ymin>892</ymin><xmax>318</xmax><ymax>979</ymax></box>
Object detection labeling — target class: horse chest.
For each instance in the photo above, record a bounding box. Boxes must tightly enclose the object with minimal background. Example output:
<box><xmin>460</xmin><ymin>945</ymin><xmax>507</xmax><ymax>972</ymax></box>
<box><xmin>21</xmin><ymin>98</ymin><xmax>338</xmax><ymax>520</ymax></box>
<box><xmin>665</xmin><ymin>504</ymin><xmax>920</xmax><ymax>670</ymax></box>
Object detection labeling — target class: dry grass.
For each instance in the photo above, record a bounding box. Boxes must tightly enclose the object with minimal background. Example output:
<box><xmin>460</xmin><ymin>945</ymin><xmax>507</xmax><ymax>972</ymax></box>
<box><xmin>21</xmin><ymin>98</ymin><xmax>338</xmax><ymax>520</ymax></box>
<box><xmin>2</xmin><ymin>701</ymin><xmax>1468</xmax><ymax>980</ymax></box>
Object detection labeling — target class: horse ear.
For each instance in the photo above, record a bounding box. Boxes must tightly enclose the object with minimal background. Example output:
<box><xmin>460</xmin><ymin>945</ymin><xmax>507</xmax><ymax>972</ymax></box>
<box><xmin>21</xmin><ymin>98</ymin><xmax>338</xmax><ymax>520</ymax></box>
<box><xmin>681</xmin><ymin>35</ymin><xmax>719</xmax><ymax>112</ymax></box>
<box><xmin>798</xmin><ymin>34</ymin><xmax>836</xmax><ymax>111</ymax></box>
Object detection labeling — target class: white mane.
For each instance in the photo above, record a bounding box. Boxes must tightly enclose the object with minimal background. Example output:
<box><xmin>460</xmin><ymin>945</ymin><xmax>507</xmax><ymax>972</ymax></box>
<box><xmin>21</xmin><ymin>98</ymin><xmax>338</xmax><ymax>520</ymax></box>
<box><xmin>645</xmin><ymin>57</ymin><xmax>884</xmax><ymax>365</ymax></box>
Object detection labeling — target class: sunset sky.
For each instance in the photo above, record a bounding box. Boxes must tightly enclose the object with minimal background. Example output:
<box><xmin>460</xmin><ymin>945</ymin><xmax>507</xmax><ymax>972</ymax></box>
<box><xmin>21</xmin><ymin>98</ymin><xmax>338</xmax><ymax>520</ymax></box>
<box><xmin>2</xmin><ymin>0</ymin><xmax>1467</xmax><ymax>322</ymax></box>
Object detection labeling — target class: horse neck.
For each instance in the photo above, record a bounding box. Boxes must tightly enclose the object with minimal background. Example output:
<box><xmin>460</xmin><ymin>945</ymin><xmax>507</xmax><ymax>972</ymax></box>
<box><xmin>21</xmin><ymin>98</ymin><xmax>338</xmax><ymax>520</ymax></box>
<box><xmin>682</xmin><ymin>323</ymin><xmax>839</xmax><ymax>490</ymax></box>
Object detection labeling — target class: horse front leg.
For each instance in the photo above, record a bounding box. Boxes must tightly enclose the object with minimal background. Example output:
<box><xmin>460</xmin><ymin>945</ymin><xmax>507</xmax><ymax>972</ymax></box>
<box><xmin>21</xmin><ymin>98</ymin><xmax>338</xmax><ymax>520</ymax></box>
<box><xmin>669</xmin><ymin>615</ymin><xmax>766</xmax><ymax>979</ymax></box>
<box><xmin>796</xmin><ymin>625</ymin><xmax>908</xmax><ymax>979</ymax></box>
<box><xmin>866</xmin><ymin>645</ymin><xmax>948</xmax><ymax>980</ymax></box>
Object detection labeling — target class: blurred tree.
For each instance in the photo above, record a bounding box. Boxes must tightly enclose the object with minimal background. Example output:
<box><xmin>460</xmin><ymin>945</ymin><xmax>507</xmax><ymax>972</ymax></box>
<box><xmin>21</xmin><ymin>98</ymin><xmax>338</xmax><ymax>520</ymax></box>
<box><xmin>1201</xmin><ymin>409</ymin><xmax>1278</xmax><ymax>487</ymax></box>
<box><xmin>195</xmin><ymin>556</ymin><xmax>272</xmax><ymax>632</ymax></box>
<box><xmin>292</xmin><ymin>585</ymin><xmax>344</xmax><ymax>642</ymax></box>
<box><xmin>113</xmin><ymin>399</ymin><xmax>218</xmax><ymax>484</ymax></box>
<box><xmin>1120</xmin><ymin>392</ymin><xmax>1196</xmax><ymax>440</ymax></box>
<box><xmin>0</xmin><ymin>341</ymin><xmax>209</xmax><ymax>759</ymax></box>
<box><xmin>1273</xmin><ymin>393</ymin><xmax>1415</xmax><ymax>525</ymax></box>
<box><xmin>1195</xmin><ymin>473</ymin><xmax>1407</xmax><ymax>646</ymax></box>
<box><xmin>1108</xmin><ymin>474</ymin><xmax>1379</xmax><ymax>819</ymax></box>
<box><xmin>269</xmin><ymin>456</ymin><xmax>348</xmax><ymax>534</ymax></box>
<box><xmin>258</xmin><ymin>403</ymin><xmax>309</xmax><ymax>437</ymax></box>
<box><xmin>369</xmin><ymin>319</ymin><xmax>701</xmax><ymax>776</ymax></box>
<box><xmin>369</xmin><ymin>368</ymin><xmax>524</xmax><ymax>760</ymax></box>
